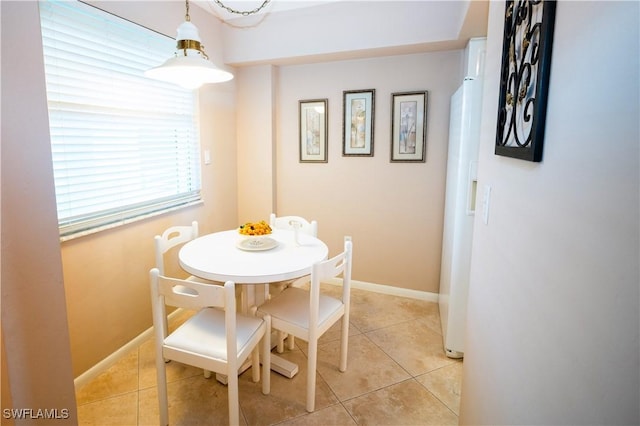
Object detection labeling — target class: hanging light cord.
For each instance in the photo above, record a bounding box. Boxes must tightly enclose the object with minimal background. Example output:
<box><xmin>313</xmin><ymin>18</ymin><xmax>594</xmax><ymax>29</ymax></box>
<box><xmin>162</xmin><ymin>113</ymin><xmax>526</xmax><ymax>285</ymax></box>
<box><xmin>212</xmin><ymin>0</ymin><xmax>271</xmax><ymax>16</ymax></box>
<box><xmin>185</xmin><ymin>0</ymin><xmax>191</xmax><ymax>21</ymax></box>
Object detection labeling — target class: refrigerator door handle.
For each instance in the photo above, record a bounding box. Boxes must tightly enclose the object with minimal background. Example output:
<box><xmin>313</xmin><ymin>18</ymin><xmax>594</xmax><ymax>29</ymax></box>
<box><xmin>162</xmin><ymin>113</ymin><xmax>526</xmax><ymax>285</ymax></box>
<box><xmin>466</xmin><ymin>160</ymin><xmax>478</xmax><ymax>216</ymax></box>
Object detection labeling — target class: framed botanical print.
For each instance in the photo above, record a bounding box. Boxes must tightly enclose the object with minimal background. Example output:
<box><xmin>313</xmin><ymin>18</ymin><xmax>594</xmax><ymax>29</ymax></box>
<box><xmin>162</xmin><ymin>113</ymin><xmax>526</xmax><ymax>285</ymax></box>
<box><xmin>342</xmin><ymin>89</ymin><xmax>375</xmax><ymax>156</ymax></box>
<box><xmin>390</xmin><ymin>91</ymin><xmax>428</xmax><ymax>162</ymax></box>
<box><xmin>299</xmin><ymin>99</ymin><xmax>328</xmax><ymax>163</ymax></box>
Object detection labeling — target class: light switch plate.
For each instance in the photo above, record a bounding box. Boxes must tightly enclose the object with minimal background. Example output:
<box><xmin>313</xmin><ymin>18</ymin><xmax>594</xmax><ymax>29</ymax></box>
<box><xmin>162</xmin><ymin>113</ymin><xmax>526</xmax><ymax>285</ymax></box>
<box><xmin>482</xmin><ymin>185</ymin><xmax>491</xmax><ymax>225</ymax></box>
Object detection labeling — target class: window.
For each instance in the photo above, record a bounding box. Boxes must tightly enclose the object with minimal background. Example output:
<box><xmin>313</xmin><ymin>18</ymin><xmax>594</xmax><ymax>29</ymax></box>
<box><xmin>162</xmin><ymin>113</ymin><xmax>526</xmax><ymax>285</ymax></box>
<box><xmin>39</xmin><ymin>0</ymin><xmax>202</xmax><ymax>240</ymax></box>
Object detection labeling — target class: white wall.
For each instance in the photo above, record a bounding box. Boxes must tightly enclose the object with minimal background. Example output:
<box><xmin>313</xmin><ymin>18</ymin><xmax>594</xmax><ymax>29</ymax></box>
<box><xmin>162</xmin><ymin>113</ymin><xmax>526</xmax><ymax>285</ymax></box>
<box><xmin>460</xmin><ymin>1</ymin><xmax>639</xmax><ymax>424</ymax></box>
<box><xmin>1</xmin><ymin>1</ymin><xmax>77</xmax><ymax>421</ymax></box>
<box><xmin>274</xmin><ymin>51</ymin><xmax>463</xmax><ymax>293</ymax></box>
<box><xmin>236</xmin><ymin>65</ymin><xmax>277</xmax><ymax>223</ymax></box>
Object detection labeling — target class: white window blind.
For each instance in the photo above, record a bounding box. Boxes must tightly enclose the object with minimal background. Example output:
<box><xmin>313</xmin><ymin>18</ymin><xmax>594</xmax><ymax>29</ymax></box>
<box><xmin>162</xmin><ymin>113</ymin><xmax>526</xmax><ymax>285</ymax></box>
<box><xmin>39</xmin><ymin>0</ymin><xmax>202</xmax><ymax>240</ymax></box>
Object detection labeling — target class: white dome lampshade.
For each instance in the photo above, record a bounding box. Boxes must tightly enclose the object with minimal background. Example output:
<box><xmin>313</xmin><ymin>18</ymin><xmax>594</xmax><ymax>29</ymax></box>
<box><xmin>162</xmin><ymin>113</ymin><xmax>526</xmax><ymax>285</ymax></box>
<box><xmin>145</xmin><ymin>20</ymin><xmax>233</xmax><ymax>90</ymax></box>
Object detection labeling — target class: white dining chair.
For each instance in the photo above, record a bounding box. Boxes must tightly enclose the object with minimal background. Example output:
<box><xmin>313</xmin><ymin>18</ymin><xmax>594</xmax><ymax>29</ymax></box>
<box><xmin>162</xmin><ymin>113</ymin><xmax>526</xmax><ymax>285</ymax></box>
<box><xmin>154</xmin><ymin>221</ymin><xmax>222</xmax><ymax>373</ymax></box>
<box><xmin>154</xmin><ymin>221</ymin><xmax>217</xmax><ymax>284</ymax></box>
<box><xmin>258</xmin><ymin>237</ymin><xmax>352</xmax><ymax>412</ymax></box>
<box><xmin>269</xmin><ymin>213</ymin><xmax>318</xmax><ymax>238</ymax></box>
<box><xmin>268</xmin><ymin>213</ymin><xmax>319</xmax><ymax>351</ymax></box>
<box><xmin>150</xmin><ymin>268</ymin><xmax>271</xmax><ymax>426</ymax></box>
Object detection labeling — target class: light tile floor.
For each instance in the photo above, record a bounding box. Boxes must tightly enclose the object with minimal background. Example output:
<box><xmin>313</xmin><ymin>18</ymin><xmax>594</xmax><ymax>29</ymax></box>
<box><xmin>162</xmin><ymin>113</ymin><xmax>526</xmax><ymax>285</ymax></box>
<box><xmin>76</xmin><ymin>285</ymin><xmax>463</xmax><ymax>425</ymax></box>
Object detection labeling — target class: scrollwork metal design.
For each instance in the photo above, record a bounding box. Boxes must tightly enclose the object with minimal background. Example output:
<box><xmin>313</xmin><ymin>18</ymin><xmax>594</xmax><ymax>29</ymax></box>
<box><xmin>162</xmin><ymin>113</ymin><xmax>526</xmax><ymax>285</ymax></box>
<box><xmin>495</xmin><ymin>0</ymin><xmax>556</xmax><ymax>162</ymax></box>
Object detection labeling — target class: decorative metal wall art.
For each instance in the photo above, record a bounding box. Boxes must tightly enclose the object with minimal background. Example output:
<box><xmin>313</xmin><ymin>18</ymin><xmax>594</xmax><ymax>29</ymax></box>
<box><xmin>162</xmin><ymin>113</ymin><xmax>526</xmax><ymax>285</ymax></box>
<box><xmin>495</xmin><ymin>0</ymin><xmax>556</xmax><ymax>162</ymax></box>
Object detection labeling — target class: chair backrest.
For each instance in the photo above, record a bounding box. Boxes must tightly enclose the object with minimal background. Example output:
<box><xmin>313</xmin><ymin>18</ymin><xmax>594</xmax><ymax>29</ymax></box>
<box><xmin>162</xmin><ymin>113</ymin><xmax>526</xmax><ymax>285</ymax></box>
<box><xmin>154</xmin><ymin>221</ymin><xmax>199</xmax><ymax>274</ymax></box>
<box><xmin>149</xmin><ymin>267</ymin><xmax>237</xmax><ymax>347</ymax></box>
<box><xmin>269</xmin><ymin>213</ymin><xmax>318</xmax><ymax>237</ymax></box>
<box><xmin>309</xmin><ymin>238</ymin><xmax>353</xmax><ymax>324</ymax></box>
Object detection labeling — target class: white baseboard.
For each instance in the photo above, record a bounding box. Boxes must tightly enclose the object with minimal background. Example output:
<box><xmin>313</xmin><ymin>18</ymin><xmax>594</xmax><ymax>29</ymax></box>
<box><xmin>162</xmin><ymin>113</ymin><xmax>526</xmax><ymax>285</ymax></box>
<box><xmin>326</xmin><ymin>278</ymin><xmax>439</xmax><ymax>303</ymax></box>
<box><xmin>73</xmin><ymin>308</ymin><xmax>185</xmax><ymax>390</ymax></box>
<box><xmin>74</xmin><ymin>281</ymin><xmax>438</xmax><ymax>388</ymax></box>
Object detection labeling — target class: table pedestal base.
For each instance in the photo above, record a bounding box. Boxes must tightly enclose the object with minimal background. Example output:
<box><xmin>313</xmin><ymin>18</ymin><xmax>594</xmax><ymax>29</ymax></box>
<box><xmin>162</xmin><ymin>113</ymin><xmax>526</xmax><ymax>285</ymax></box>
<box><xmin>215</xmin><ymin>331</ymin><xmax>299</xmax><ymax>384</ymax></box>
<box><xmin>269</xmin><ymin>353</ymin><xmax>299</xmax><ymax>378</ymax></box>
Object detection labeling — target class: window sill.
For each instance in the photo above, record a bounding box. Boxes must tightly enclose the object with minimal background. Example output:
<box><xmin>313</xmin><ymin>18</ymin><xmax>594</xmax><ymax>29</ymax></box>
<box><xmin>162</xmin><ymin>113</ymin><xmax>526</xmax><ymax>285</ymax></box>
<box><xmin>59</xmin><ymin>200</ymin><xmax>204</xmax><ymax>242</ymax></box>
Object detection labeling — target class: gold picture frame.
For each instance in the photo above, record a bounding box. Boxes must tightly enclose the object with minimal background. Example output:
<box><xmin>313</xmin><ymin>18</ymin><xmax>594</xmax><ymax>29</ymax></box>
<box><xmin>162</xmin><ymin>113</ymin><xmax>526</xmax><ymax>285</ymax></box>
<box><xmin>342</xmin><ymin>89</ymin><xmax>375</xmax><ymax>156</ymax></box>
<box><xmin>390</xmin><ymin>91</ymin><xmax>428</xmax><ymax>162</ymax></box>
<box><xmin>299</xmin><ymin>99</ymin><xmax>328</xmax><ymax>163</ymax></box>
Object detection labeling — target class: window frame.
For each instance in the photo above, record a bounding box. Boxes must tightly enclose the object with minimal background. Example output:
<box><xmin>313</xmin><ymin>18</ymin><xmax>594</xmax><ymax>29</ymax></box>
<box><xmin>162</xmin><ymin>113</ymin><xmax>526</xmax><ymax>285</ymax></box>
<box><xmin>39</xmin><ymin>0</ymin><xmax>203</xmax><ymax>241</ymax></box>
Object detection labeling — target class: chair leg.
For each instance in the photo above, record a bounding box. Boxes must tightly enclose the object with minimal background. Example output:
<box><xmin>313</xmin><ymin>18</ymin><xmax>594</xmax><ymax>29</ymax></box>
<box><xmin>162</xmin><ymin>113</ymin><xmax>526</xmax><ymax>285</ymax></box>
<box><xmin>306</xmin><ymin>339</ymin><xmax>318</xmax><ymax>412</ymax></box>
<box><xmin>261</xmin><ymin>316</ymin><xmax>271</xmax><ymax>395</ymax></box>
<box><xmin>156</xmin><ymin>354</ymin><xmax>169</xmax><ymax>425</ymax></box>
<box><xmin>287</xmin><ymin>335</ymin><xmax>296</xmax><ymax>350</ymax></box>
<box><xmin>227</xmin><ymin>371</ymin><xmax>240</xmax><ymax>426</ymax></box>
<box><xmin>203</xmin><ymin>369</ymin><xmax>212</xmax><ymax>379</ymax></box>
<box><xmin>339</xmin><ymin>318</ymin><xmax>349</xmax><ymax>372</ymax></box>
<box><xmin>251</xmin><ymin>347</ymin><xmax>260</xmax><ymax>383</ymax></box>
<box><xmin>276</xmin><ymin>331</ymin><xmax>286</xmax><ymax>353</ymax></box>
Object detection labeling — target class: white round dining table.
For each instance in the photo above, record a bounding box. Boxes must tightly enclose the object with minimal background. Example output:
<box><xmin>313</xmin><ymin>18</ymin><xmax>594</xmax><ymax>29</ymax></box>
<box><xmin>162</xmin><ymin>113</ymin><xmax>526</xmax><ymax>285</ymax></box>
<box><xmin>178</xmin><ymin>228</ymin><xmax>329</xmax><ymax>379</ymax></box>
<box><xmin>178</xmin><ymin>229</ymin><xmax>329</xmax><ymax>284</ymax></box>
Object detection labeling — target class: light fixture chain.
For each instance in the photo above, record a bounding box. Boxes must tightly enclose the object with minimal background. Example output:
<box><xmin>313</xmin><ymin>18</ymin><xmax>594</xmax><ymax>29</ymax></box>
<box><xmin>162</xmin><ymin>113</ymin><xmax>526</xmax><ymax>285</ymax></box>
<box><xmin>212</xmin><ymin>0</ymin><xmax>271</xmax><ymax>16</ymax></box>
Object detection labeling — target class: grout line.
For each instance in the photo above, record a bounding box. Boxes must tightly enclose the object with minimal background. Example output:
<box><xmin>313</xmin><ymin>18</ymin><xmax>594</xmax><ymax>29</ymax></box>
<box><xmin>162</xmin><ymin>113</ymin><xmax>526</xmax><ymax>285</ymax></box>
<box><xmin>340</xmin><ymin>400</ymin><xmax>359</xmax><ymax>426</ymax></box>
<box><xmin>76</xmin><ymin>388</ymin><xmax>139</xmax><ymax>407</ymax></box>
<box><xmin>357</xmin><ymin>331</ymin><xmax>415</xmax><ymax>379</ymax></box>
<box><xmin>420</xmin><ymin>382</ymin><xmax>460</xmax><ymax>419</ymax></box>
<box><xmin>354</xmin><ymin>316</ymin><xmax>428</xmax><ymax>335</ymax></box>
<box><xmin>414</xmin><ymin>362</ymin><xmax>463</xmax><ymax>417</ymax></box>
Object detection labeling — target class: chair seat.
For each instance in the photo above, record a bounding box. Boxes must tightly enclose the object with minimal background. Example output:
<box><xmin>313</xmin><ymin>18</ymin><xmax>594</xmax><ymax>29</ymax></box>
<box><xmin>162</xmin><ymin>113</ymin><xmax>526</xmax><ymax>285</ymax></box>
<box><xmin>164</xmin><ymin>308</ymin><xmax>264</xmax><ymax>362</ymax></box>
<box><xmin>259</xmin><ymin>287</ymin><xmax>343</xmax><ymax>330</ymax></box>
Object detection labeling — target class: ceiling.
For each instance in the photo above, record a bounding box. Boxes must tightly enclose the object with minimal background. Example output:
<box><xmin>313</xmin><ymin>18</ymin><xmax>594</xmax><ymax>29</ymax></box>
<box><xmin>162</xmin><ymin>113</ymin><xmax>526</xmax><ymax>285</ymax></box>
<box><xmin>196</xmin><ymin>0</ymin><xmax>343</xmax><ymax>19</ymax></box>
<box><xmin>193</xmin><ymin>0</ymin><xmax>489</xmax><ymax>66</ymax></box>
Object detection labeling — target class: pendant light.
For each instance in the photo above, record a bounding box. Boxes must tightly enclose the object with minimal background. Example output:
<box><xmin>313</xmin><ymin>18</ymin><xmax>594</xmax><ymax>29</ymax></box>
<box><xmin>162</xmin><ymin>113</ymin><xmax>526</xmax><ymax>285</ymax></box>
<box><xmin>145</xmin><ymin>0</ymin><xmax>233</xmax><ymax>90</ymax></box>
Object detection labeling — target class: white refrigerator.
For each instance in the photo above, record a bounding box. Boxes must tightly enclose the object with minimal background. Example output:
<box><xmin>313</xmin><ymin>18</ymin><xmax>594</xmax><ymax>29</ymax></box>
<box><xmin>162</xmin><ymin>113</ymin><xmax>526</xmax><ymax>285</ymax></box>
<box><xmin>439</xmin><ymin>76</ymin><xmax>483</xmax><ymax>358</ymax></box>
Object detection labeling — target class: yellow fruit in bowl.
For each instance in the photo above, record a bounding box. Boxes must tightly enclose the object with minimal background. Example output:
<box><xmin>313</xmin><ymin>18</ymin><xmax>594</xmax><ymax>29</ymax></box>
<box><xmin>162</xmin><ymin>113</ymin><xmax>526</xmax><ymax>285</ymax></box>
<box><xmin>238</xmin><ymin>220</ymin><xmax>272</xmax><ymax>236</ymax></box>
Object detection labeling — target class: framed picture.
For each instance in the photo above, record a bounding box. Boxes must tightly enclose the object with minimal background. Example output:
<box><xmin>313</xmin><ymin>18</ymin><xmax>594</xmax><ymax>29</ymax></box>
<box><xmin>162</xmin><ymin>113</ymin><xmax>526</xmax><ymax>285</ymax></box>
<box><xmin>495</xmin><ymin>0</ymin><xmax>556</xmax><ymax>162</ymax></box>
<box><xmin>390</xmin><ymin>91</ymin><xmax>428</xmax><ymax>162</ymax></box>
<box><xmin>342</xmin><ymin>89</ymin><xmax>375</xmax><ymax>156</ymax></box>
<box><xmin>299</xmin><ymin>99</ymin><xmax>328</xmax><ymax>163</ymax></box>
